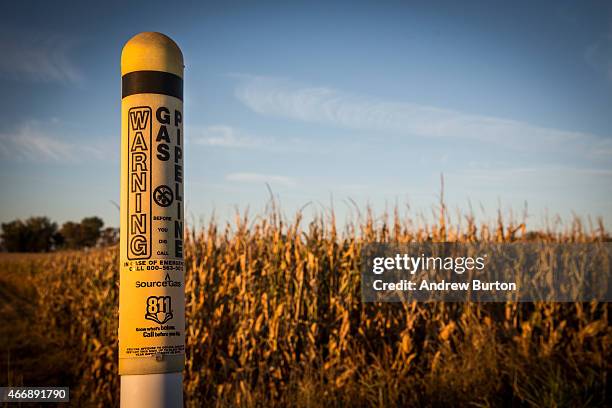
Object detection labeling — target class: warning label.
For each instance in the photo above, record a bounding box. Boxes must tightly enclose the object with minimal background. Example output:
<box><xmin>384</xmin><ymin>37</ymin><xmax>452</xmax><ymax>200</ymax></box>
<box><xmin>120</xmin><ymin>93</ymin><xmax>185</xmax><ymax>374</ymax></box>
<box><xmin>127</xmin><ymin>107</ymin><xmax>152</xmax><ymax>260</ymax></box>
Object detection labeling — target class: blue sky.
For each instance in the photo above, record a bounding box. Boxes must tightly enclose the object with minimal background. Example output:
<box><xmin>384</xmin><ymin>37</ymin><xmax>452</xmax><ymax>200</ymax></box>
<box><xmin>1</xmin><ymin>1</ymin><xmax>611</xmax><ymax>230</ymax></box>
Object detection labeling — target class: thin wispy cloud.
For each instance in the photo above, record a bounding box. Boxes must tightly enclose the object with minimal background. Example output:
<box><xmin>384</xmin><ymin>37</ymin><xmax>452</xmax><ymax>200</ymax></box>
<box><xmin>189</xmin><ymin>123</ymin><xmax>322</xmax><ymax>154</ymax></box>
<box><xmin>0</xmin><ymin>30</ymin><xmax>83</xmax><ymax>84</ymax></box>
<box><xmin>458</xmin><ymin>165</ymin><xmax>612</xmax><ymax>182</ymax></box>
<box><xmin>191</xmin><ymin>125</ymin><xmax>264</xmax><ymax>148</ymax></box>
<box><xmin>0</xmin><ymin>121</ymin><xmax>105</xmax><ymax>162</ymax></box>
<box><xmin>234</xmin><ymin>75</ymin><xmax>611</xmax><ymax>157</ymax></box>
<box><xmin>585</xmin><ymin>28</ymin><xmax>612</xmax><ymax>82</ymax></box>
<box><xmin>225</xmin><ymin>172</ymin><xmax>296</xmax><ymax>187</ymax></box>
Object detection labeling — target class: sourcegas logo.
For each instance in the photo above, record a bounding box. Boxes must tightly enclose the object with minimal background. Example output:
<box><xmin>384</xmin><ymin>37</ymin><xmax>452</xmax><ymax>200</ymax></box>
<box><xmin>135</xmin><ymin>273</ymin><xmax>182</xmax><ymax>288</ymax></box>
<box><xmin>372</xmin><ymin>253</ymin><xmax>486</xmax><ymax>275</ymax></box>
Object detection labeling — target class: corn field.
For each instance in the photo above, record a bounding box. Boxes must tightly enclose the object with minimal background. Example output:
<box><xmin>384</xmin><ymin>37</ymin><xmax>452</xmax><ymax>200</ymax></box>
<box><xmin>1</xmin><ymin>205</ymin><xmax>609</xmax><ymax>407</ymax></box>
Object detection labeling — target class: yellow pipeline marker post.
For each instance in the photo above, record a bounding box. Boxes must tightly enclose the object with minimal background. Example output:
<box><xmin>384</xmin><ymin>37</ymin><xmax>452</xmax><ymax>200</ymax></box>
<box><xmin>119</xmin><ymin>32</ymin><xmax>185</xmax><ymax>407</ymax></box>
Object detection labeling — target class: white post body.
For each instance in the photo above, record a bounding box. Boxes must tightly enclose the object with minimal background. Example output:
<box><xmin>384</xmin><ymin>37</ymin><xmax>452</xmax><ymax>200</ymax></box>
<box><xmin>121</xmin><ymin>373</ymin><xmax>183</xmax><ymax>408</ymax></box>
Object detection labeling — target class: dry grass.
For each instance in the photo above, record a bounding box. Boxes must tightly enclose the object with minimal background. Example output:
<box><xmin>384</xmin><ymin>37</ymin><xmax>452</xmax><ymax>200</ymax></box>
<box><xmin>0</xmin><ymin>204</ymin><xmax>609</xmax><ymax>407</ymax></box>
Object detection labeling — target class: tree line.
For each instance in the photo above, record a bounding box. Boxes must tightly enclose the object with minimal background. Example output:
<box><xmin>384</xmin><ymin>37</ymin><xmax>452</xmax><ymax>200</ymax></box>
<box><xmin>0</xmin><ymin>216</ymin><xmax>118</xmax><ymax>252</ymax></box>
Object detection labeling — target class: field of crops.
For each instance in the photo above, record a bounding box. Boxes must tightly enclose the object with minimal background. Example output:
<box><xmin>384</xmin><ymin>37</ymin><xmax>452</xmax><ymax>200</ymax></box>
<box><xmin>1</xmin><ymin>206</ymin><xmax>609</xmax><ymax>407</ymax></box>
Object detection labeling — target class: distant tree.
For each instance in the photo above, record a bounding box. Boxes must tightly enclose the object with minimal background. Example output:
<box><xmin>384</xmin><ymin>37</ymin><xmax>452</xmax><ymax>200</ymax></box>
<box><xmin>59</xmin><ymin>217</ymin><xmax>104</xmax><ymax>249</ymax></box>
<box><xmin>80</xmin><ymin>217</ymin><xmax>104</xmax><ymax>247</ymax></box>
<box><xmin>52</xmin><ymin>230</ymin><xmax>65</xmax><ymax>248</ymax></box>
<box><xmin>99</xmin><ymin>227</ymin><xmax>119</xmax><ymax>247</ymax></box>
<box><xmin>1</xmin><ymin>220</ymin><xmax>28</xmax><ymax>252</ymax></box>
<box><xmin>1</xmin><ymin>217</ymin><xmax>58</xmax><ymax>252</ymax></box>
<box><xmin>26</xmin><ymin>217</ymin><xmax>59</xmax><ymax>252</ymax></box>
<box><xmin>59</xmin><ymin>221</ymin><xmax>82</xmax><ymax>249</ymax></box>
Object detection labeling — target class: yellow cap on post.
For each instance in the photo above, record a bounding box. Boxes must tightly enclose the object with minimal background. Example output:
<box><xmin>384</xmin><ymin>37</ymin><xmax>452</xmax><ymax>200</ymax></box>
<box><xmin>121</xmin><ymin>32</ymin><xmax>184</xmax><ymax>78</ymax></box>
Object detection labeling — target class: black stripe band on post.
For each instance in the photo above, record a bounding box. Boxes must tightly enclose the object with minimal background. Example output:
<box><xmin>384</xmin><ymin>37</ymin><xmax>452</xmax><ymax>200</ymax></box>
<box><xmin>122</xmin><ymin>70</ymin><xmax>183</xmax><ymax>100</ymax></box>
